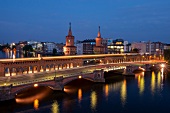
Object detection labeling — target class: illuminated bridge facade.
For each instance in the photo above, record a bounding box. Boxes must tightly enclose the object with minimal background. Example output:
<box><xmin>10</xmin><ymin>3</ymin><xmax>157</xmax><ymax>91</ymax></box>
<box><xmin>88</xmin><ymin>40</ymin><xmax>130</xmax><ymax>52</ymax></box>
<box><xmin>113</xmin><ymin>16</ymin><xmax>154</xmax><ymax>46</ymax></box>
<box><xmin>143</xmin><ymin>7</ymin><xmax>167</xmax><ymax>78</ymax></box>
<box><xmin>0</xmin><ymin>53</ymin><xmax>164</xmax><ymax>101</ymax></box>
<box><xmin>0</xmin><ymin>53</ymin><xmax>149</xmax><ymax>77</ymax></box>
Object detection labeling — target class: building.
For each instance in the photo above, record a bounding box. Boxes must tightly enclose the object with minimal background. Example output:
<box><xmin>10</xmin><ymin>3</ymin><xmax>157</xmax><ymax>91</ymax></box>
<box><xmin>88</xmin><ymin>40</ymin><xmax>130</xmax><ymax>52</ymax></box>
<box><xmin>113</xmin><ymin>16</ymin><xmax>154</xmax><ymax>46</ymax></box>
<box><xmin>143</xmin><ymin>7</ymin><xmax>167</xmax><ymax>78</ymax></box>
<box><xmin>108</xmin><ymin>39</ymin><xmax>124</xmax><ymax>54</ymax></box>
<box><xmin>93</xmin><ymin>26</ymin><xmax>104</xmax><ymax>54</ymax></box>
<box><xmin>76</xmin><ymin>42</ymin><xmax>83</xmax><ymax>55</ymax></box>
<box><xmin>63</xmin><ymin>23</ymin><xmax>77</xmax><ymax>55</ymax></box>
<box><xmin>102</xmin><ymin>38</ymin><xmax>108</xmax><ymax>54</ymax></box>
<box><xmin>131</xmin><ymin>42</ymin><xmax>147</xmax><ymax>54</ymax></box>
<box><xmin>150</xmin><ymin>42</ymin><xmax>164</xmax><ymax>55</ymax></box>
<box><xmin>56</xmin><ymin>43</ymin><xmax>64</xmax><ymax>53</ymax></box>
<box><xmin>123</xmin><ymin>41</ymin><xmax>129</xmax><ymax>52</ymax></box>
<box><xmin>164</xmin><ymin>44</ymin><xmax>170</xmax><ymax>50</ymax></box>
<box><xmin>83</xmin><ymin>39</ymin><xmax>96</xmax><ymax>54</ymax></box>
<box><xmin>43</xmin><ymin>42</ymin><xmax>56</xmax><ymax>53</ymax></box>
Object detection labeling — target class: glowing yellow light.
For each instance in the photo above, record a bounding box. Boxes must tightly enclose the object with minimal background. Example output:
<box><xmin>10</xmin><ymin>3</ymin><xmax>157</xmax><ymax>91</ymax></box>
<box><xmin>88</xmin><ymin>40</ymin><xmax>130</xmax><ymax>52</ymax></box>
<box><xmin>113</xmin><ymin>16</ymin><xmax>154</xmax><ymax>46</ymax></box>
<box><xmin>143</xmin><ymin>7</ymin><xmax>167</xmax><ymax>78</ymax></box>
<box><xmin>151</xmin><ymin>71</ymin><xmax>156</xmax><ymax>95</ymax></box>
<box><xmin>51</xmin><ymin>101</ymin><xmax>59</xmax><ymax>113</ymax></box>
<box><xmin>78</xmin><ymin>76</ymin><xmax>82</xmax><ymax>79</ymax></box>
<box><xmin>34</xmin><ymin>84</ymin><xmax>38</xmax><ymax>87</ymax></box>
<box><xmin>121</xmin><ymin>80</ymin><xmax>127</xmax><ymax>106</ymax></box>
<box><xmin>4</xmin><ymin>83</ymin><xmax>6</xmax><ymax>86</ymax></box>
<box><xmin>91</xmin><ymin>91</ymin><xmax>97</xmax><ymax>110</ymax></box>
<box><xmin>78</xmin><ymin>89</ymin><xmax>82</xmax><ymax>102</ymax></box>
<box><xmin>105</xmin><ymin>84</ymin><xmax>109</xmax><ymax>97</ymax></box>
<box><xmin>161</xmin><ymin>64</ymin><xmax>165</xmax><ymax>68</ymax></box>
<box><xmin>34</xmin><ymin>99</ymin><xmax>39</xmax><ymax>110</ymax></box>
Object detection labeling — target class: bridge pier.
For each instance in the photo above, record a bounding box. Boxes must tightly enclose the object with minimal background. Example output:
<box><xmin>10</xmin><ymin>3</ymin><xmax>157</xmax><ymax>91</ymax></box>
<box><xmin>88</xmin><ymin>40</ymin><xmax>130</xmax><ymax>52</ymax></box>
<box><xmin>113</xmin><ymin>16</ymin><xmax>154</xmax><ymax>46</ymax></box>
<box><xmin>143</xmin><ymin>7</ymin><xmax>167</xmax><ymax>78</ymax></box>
<box><xmin>93</xmin><ymin>69</ymin><xmax>105</xmax><ymax>83</ymax></box>
<box><xmin>0</xmin><ymin>85</ymin><xmax>14</xmax><ymax>101</ymax></box>
<box><xmin>123</xmin><ymin>66</ymin><xmax>136</xmax><ymax>76</ymax></box>
<box><xmin>53</xmin><ymin>76</ymin><xmax>64</xmax><ymax>90</ymax></box>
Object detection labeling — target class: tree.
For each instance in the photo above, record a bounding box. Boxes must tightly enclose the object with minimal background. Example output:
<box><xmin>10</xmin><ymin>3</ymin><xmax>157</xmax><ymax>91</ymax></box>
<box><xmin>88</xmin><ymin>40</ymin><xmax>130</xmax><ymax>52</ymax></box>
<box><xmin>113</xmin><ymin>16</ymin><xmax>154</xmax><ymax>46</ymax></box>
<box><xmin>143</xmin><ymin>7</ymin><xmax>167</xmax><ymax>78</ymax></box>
<box><xmin>164</xmin><ymin>49</ymin><xmax>170</xmax><ymax>64</ymax></box>
<box><xmin>23</xmin><ymin>45</ymin><xmax>33</xmax><ymax>57</ymax></box>
<box><xmin>53</xmin><ymin>48</ymin><xmax>57</xmax><ymax>56</ymax></box>
<box><xmin>132</xmin><ymin>48</ymin><xmax>140</xmax><ymax>53</ymax></box>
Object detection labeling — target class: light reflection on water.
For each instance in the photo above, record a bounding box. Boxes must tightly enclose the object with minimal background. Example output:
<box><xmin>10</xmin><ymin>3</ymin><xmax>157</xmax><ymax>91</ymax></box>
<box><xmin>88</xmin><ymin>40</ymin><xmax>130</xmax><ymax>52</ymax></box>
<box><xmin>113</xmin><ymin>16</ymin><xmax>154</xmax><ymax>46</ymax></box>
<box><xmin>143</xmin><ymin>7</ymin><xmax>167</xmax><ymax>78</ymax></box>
<box><xmin>136</xmin><ymin>72</ymin><xmax>145</xmax><ymax>95</ymax></box>
<box><xmin>1</xmin><ymin>69</ymin><xmax>170</xmax><ymax>113</ymax></box>
<box><xmin>90</xmin><ymin>91</ymin><xmax>97</xmax><ymax>110</ymax></box>
<box><xmin>51</xmin><ymin>100</ymin><xmax>60</xmax><ymax>113</ymax></box>
<box><xmin>78</xmin><ymin>88</ymin><xmax>82</xmax><ymax>103</ymax></box>
<box><xmin>120</xmin><ymin>79</ymin><xmax>127</xmax><ymax>106</ymax></box>
<box><xmin>34</xmin><ymin>99</ymin><xmax>39</xmax><ymax>110</ymax></box>
<box><xmin>0</xmin><ymin>51</ymin><xmax>22</xmax><ymax>59</ymax></box>
<box><xmin>151</xmin><ymin>71</ymin><xmax>156</xmax><ymax>95</ymax></box>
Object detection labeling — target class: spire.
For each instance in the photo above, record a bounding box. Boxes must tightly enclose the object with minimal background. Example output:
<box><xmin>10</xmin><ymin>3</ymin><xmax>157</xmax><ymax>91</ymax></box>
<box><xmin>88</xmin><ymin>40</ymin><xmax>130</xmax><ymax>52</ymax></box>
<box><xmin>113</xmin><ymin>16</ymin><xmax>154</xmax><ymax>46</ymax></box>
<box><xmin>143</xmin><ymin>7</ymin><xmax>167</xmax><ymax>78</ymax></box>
<box><xmin>97</xmin><ymin>26</ymin><xmax>101</xmax><ymax>38</ymax></box>
<box><xmin>68</xmin><ymin>22</ymin><xmax>72</xmax><ymax>36</ymax></box>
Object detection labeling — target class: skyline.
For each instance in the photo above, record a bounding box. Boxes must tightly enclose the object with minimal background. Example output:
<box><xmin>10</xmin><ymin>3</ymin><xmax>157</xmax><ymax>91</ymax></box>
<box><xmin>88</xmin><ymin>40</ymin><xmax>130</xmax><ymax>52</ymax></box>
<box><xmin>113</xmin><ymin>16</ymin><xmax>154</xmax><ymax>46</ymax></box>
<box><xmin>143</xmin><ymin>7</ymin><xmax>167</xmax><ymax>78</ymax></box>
<box><xmin>0</xmin><ymin>0</ymin><xmax>170</xmax><ymax>43</ymax></box>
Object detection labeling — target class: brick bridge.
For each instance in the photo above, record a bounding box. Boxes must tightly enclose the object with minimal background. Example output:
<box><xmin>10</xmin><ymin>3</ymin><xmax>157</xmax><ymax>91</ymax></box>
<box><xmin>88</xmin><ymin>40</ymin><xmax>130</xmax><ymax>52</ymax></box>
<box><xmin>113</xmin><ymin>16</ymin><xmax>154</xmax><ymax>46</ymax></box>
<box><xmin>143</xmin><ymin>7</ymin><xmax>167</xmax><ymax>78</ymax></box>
<box><xmin>0</xmin><ymin>53</ymin><xmax>163</xmax><ymax>101</ymax></box>
<box><xmin>0</xmin><ymin>69</ymin><xmax>104</xmax><ymax>101</ymax></box>
<box><xmin>0</xmin><ymin>53</ymin><xmax>150</xmax><ymax>77</ymax></box>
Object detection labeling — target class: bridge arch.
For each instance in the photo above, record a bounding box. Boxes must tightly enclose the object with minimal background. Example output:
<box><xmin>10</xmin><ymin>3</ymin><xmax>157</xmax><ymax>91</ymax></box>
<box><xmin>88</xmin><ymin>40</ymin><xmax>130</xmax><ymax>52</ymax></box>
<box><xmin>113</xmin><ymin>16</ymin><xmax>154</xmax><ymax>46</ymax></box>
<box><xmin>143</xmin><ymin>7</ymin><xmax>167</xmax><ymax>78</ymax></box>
<box><xmin>63</xmin><ymin>77</ymin><xmax>94</xmax><ymax>86</ymax></box>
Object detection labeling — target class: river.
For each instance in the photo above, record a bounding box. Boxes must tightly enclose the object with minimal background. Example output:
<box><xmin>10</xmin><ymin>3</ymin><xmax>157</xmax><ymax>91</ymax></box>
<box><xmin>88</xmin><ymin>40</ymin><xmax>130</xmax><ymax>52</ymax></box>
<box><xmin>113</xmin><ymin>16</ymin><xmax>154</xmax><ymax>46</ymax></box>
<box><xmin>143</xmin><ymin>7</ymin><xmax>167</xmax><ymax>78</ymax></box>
<box><xmin>0</xmin><ymin>51</ymin><xmax>23</xmax><ymax>59</ymax></box>
<box><xmin>1</xmin><ymin>69</ymin><xmax>170</xmax><ymax>113</ymax></box>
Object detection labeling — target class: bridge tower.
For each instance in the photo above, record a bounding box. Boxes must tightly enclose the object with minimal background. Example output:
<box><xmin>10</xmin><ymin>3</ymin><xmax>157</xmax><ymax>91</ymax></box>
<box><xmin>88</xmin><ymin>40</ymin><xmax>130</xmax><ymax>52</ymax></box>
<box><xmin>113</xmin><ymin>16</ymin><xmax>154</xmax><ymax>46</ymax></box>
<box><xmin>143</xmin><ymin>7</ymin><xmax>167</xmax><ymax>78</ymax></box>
<box><xmin>63</xmin><ymin>23</ymin><xmax>77</xmax><ymax>55</ymax></box>
<box><xmin>94</xmin><ymin>26</ymin><xmax>104</xmax><ymax>54</ymax></box>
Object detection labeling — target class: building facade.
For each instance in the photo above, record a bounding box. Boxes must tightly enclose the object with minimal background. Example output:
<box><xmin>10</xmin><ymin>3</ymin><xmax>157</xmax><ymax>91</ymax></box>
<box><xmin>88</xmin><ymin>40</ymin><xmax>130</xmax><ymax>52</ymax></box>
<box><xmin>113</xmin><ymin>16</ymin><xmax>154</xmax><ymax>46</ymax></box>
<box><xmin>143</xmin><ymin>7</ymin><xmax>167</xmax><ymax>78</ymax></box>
<box><xmin>108</xmin><ymin>39</ymin><xmax>124</xmax><ymax>54</ymax></box>
<box><xmin>131</xmin><ymin>42</ymin><xmax>147</xmax><ymax>54</ymax></box>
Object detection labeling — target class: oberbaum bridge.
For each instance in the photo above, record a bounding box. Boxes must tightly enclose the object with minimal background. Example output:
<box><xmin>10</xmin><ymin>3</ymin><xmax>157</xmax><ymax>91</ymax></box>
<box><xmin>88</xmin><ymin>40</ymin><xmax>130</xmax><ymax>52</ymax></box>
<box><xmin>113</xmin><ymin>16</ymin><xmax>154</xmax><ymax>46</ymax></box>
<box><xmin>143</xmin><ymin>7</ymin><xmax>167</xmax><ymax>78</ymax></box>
<box><xmin>0</xmin><ymin>25</ymin><xmax>165</xmax><ymax>101</ymax></box>
<box><xmin>0</xmin><ymin>53</ymin><xmax>165</xmax><ymax>101</ymax></box>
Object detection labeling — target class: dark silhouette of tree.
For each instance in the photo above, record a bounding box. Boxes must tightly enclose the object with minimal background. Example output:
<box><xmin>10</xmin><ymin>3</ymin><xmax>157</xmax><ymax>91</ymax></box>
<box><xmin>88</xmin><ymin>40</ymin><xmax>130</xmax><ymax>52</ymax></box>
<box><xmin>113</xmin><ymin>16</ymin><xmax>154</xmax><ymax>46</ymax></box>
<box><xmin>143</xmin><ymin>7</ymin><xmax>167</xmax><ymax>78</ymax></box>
<box><xmin>23</xmin><ymin>45</ymin><xmax>33</xmax><ymax>57</ymax></box>
<box><xmin>53</xmin><ymin>48</ymin><xmax>57</xmax><ymax>56</ymax></box>
<box><xmin>132</xmin><ymin>48</ymin><xmax>140</xmax><ymax>53</ymax></box>
<box><xmin>164</xmin><ymin>49</ymin><xmax>170</xmax><ymax>64</ymax></box>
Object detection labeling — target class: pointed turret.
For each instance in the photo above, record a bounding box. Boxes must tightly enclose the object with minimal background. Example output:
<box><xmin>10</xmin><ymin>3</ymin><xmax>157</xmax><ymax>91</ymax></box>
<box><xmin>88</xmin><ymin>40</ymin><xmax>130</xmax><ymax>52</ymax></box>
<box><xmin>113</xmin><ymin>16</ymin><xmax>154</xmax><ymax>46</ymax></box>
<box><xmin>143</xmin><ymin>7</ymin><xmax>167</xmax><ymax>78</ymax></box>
<box><xmin>68</xmin><ymin>22</ymin><xmax>72</xmax><ymax>36</ymax></box>
<box><xmin>97</xmin><ymin>26</ymin><xmax>101</xmax><ymax>38</ymax></box>
<box><xmin>94</xmin><ymin>25</ymin><xmax>104</xmax><ymax>54</ymax></box>
<box><xmin>64</xmin><ymin>22</ymin><xmax>77</xmax><ymax>55</ymax></box>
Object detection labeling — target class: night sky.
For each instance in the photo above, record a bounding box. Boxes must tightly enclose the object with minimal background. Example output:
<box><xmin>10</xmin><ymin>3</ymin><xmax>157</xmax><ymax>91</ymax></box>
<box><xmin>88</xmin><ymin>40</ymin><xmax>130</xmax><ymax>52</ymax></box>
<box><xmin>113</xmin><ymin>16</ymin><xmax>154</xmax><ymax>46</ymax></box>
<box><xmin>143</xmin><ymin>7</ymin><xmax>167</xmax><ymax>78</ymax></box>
<box><xmin>0</xmin><ymin>0</ymin><xmax>170</xmax><ymax>43</ymax></box>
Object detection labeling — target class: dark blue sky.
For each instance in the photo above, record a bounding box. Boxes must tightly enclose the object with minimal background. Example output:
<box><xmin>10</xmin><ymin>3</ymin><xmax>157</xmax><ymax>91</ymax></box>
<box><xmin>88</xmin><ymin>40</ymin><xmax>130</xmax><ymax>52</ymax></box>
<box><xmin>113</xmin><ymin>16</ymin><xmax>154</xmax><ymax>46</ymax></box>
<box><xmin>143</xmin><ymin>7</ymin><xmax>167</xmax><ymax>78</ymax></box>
<box><xmin>0</xmin><ymin>0</ymin><xmax>170</xmax><ymax>43</ymax></box>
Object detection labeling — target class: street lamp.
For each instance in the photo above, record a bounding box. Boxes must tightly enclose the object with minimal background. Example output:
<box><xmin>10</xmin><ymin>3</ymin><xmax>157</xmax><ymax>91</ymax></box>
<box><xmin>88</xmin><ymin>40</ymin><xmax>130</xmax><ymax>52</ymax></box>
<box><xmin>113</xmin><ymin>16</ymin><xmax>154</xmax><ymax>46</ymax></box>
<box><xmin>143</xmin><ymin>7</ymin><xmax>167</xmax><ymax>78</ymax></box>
<box><xmin>161</xmin><ymin>64</ymin><xmax>165</xmax><ymax>68</ymax></box>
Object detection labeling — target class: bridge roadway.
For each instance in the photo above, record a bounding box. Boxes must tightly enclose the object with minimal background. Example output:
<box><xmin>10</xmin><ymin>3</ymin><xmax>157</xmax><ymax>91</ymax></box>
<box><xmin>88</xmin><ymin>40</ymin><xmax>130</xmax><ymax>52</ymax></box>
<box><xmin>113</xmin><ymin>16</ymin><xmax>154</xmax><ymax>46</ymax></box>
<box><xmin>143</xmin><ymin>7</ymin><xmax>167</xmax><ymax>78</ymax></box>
<box><xmin>0</xmin><ymin>60</ymin><xmax>161</xmax><ymax>87</ymax></box>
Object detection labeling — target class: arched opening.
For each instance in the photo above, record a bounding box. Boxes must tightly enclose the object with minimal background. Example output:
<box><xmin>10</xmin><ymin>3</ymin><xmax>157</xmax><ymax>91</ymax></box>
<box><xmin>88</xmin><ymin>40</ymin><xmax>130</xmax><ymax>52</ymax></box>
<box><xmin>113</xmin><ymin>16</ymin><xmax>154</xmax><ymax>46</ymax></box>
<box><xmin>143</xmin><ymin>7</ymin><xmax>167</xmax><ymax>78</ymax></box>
<box><xmin>50</xmin><ymin>64</ymin><xmax>55</xmax><ymax>71</ymax></box>
<box><xmin>55</xmin><ymin>65</ymin><xmax>59</xmax><ymax>70</ymax></box>
<box><xmin>46</xmin><ymin>65</ymin><xmax>50</xmax><ymax>71</ymax></box>
<box><xmin>11</xmin><ymin>67</ymin><xmax>17</xmax><ymax>76</ymax></box>
<box><xmin>23</xmin><ymin>67</ymin><xmax>28</xmax><ymax>74</ymax></box>
<box><xmin>63</xmin><ymin>64</ymin><xmax>67</xmax><ymax>69</ymax></box>
<box><xmin>76</xmin><ymin>63</ymin><xmax>80</xmax><ymax>67</ymax></box>
<box><xmin>70</xmin><ymin>63</ymin><xmax>73</xmax><ymax>68</ymax></box>
<box><xmin>28</xmin><ymin>66</ymin><xmax>33</xmax><ymax>74</ymax></box>
<box><xmin>59</xmin><ymin>64</ymin><xmax>62</xmax><ymax>70</ymax></box>
<box><xmin>33</xmin><ymin>66</ymin><xmax>38</xmax><ymax>73</ymax></box>
<box><xmin>5</xmin><ymin>67</ymin><xmax>10</xmax><ymax>77</ymax></box>
<box><xmin>67</xmin><ymin>64</ymin><xmax>70</xmax><ymax>69</ymax></box>
<box><xmin>17</xmin><ymin>67</ymin><xmax>24</xmax><ymax>75</ymax></box>
<box><xmin>40</xmin><ymin>66</ymin><xmax>44</xmax><ymax>72</ymax></box>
